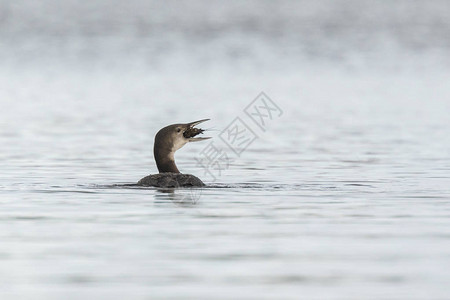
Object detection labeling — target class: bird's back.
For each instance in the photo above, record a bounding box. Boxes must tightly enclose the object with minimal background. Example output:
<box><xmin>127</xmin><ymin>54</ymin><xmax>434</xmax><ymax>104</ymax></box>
<box><xmin>137</xmin><ymin>173</ymin><xmax>205</xmax><ymax>187</ymax></box>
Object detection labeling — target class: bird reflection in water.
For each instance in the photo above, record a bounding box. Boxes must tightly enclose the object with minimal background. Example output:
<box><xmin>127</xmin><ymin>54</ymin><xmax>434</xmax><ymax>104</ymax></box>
<box><xmin>154</xmin><ymin>186</ymin><xmax>203</xmax><ymax>206</ymax></box>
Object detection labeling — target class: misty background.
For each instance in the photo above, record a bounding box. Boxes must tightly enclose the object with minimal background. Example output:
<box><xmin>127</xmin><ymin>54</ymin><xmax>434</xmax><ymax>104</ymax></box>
<box><xmin>1</xmin><ymin>1</ymin><xmax>450</xmax><ymax>300</ymax></box>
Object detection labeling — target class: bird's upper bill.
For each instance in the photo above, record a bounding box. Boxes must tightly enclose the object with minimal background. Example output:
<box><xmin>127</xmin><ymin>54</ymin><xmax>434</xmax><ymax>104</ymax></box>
<box><xmin>183</xmin><ymin>119</ymin><xmax>211</xmax><ymax>142</ymax></box>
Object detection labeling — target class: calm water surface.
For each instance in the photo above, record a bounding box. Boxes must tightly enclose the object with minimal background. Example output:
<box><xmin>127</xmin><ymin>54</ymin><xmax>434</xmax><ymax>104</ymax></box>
<box><xmin>1</xmin><ymin>1</ymin><xmax>450</xmax><ymax>299</ymax></box>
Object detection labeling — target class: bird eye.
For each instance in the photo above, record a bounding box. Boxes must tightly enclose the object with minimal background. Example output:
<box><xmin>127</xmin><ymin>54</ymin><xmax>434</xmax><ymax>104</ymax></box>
<box><xmin>176</xmin><ymin>128</ymin><xmax>181</xmax><ymax>133</ymax></box>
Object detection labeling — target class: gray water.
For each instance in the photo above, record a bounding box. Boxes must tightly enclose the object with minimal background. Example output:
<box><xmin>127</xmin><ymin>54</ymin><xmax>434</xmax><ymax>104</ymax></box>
<box><xmin>1</xmin><ymin>1</ymin><xmax>450</xmax><ymax>299</ymax></box>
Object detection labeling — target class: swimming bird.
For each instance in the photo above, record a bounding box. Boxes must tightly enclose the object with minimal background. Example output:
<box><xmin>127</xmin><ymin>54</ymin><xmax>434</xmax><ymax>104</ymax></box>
<box><xmin>137</xmin><ymin>119</ymin><xmax>210</xmax><ymax>187</ymax></box>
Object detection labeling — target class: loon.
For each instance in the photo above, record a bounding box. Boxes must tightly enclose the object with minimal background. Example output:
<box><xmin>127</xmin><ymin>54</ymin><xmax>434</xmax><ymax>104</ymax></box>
<box><xmin>137</xmin><ymin>119</ymin><xmax>210</xmax><ymax>188</ymax></box>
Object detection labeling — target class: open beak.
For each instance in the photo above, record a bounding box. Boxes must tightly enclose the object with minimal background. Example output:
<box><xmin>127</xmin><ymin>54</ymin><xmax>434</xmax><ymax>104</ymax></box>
<box><xmin>183</xmin><ymin>119</ymin><xmax>211</xmax><ymax>142</ymax></box>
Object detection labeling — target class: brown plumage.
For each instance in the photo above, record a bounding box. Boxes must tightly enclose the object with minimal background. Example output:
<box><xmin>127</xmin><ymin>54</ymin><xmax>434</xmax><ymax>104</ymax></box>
<box><xmin>137</xmin><ymin>119</ymin><xmax>210</xmax><ymax>187</ymax></box>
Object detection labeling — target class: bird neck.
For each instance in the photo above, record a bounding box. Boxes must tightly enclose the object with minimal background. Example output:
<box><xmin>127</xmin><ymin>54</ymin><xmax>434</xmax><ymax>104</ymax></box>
<box><xmin>154</xmin><ymin>147</ymin><xmax>180</xmax><ymax>173</ymax></box>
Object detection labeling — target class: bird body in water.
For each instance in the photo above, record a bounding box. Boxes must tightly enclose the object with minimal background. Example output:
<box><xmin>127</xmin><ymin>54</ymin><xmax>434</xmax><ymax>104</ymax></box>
<box><xmin>137</xmin><ymin>119</ymin><xmax>210</xmax><ymax>187</ymax></box>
